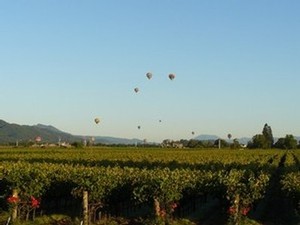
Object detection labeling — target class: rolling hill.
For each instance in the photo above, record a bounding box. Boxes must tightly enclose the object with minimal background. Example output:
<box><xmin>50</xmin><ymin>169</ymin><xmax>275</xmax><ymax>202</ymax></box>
<box><xmin>1</xmin><ymin>119</ymin><xmax>299</xmax><ymax>146</ymax></box>
<box><xmin>0</xmin><ymin>120</ymin><xmax>142</xmax><ymax>145</ymax></box>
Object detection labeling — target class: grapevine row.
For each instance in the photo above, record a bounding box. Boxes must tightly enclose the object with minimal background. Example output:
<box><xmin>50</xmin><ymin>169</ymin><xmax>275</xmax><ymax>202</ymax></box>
<box><xmin>0</xmin><ymin>161</ymin><xmax>272</xmax><ymax>224</ymax></box>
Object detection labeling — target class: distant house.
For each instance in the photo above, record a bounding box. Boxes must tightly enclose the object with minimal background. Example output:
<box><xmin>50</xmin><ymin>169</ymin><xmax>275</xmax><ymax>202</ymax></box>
<box><xmin>60</xmin><ymin>142</ymin><xmax>71</xmax><ymax>148</ymax></box>
<box><xmin>161</xmin><ymin>139</ymin><xmax>183</xmax><ymax>148</ymax></box>
<box><xmin>172</xmin><ymin>142</ymin><xmax>183</xmax><ymax>148</ymax></box>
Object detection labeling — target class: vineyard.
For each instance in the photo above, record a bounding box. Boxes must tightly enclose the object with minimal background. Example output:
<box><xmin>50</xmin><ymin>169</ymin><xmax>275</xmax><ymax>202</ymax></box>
<box><xmin>0</xmin><ymin>147</ymin><xmax>299</xmax><ymax>225</ymax></box>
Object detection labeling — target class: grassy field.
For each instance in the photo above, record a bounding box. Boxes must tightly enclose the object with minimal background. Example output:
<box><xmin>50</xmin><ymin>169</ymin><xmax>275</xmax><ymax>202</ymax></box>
<box><xmin>0</xmin><ymin>147</ymin><xmax>299</xmax><ymax>225</ymax></box>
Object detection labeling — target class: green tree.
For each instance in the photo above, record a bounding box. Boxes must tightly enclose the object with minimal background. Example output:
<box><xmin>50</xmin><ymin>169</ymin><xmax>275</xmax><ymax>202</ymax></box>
<box><xmin>262</xmin><ymin>123</ymin><xmax>274</xmax><ymax>148</ymax></box>
<box><xmin>179</xmin><ymin>139</ymin><xmax>189</xmax><ymax>147</ymax></box>
<box><xmin>274</xmin><ymin>138</ymin><xmax>285</xmax><ymax>149</ymax></box>
<box><xmin>248</xmin><ymin>134</ymin><xmax>268</xmax><ymax>149</ymax></box>
<box><xmin>71</xmin><ymin>141</ymin><xmax>84</xmax><ymax>148</ymax></box>
<box><xmin>274</xmin><ymin>134</ymin><xmax>297</xmax><ymax>149</ymax></box>
<box><xmin>214</xmin><ymin>139</ymin><xmax>229</xmax><ymax>148</ymax></box>
<box><xmin>230</xmin><ymin>138</ymin><xmax>241</xmax><ymax>149</ymax></box>
<box><xmin>187</xmin><ymin>139</ymin><xmax>199</xmax><ymax>148</ymax></box>
<box><xmin>284</xmin><ymin>134</ymin><xmax>296</xmax><ymax>149</ymax></box>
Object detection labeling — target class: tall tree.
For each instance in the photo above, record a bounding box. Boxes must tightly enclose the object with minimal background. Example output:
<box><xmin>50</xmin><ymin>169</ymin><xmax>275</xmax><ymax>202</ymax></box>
<box><xmin>262</xmin><ymin>123</ymin><xmax>274</xmax><ymax>148</ymax></box>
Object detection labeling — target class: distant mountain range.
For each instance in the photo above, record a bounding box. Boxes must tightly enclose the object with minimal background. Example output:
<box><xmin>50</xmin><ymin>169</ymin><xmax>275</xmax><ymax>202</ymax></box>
<box><xmin>194</xmin><ymin>134</ymin><xmax>251</xmax><ymax>145</ymax></box>
<box><xmin>0</xmin><ymin>120</ymin><xmax>142</xmax><ymax>145</ymax></box>
<box><xmin>194</xmin><ymin>134</ymin><xmax>220</xmax><ymax>141</ymax></box>
<box><xmin>0</xmin><ymin>119</ymin><xmax>299</xmax><ymax>145</ymax></box>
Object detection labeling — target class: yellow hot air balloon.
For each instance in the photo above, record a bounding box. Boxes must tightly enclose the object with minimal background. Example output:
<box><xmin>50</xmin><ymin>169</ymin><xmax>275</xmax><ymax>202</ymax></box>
<box><xmin>94</xmin><ymin>118</ymin><xmax>100</xmax><ymax>124</ymax></box>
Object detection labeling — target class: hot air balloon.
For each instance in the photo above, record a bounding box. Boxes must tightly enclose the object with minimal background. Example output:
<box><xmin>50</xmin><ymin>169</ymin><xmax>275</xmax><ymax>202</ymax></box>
<box><xmin>134</xmin><ymin>87</ymin><xmax>139</xmax><ymax>93</ymax></box>
<box><xmin>35</xmin><ymin>136</ymin><xmax>42</xmax><ymax>142</ymax></box>
<box><xmin>94</xmin><ymin>118</ymin><xmax>100</xmax><ymax>124</ymax></box>
<box><xmin>191</xmin><ymin>131</ymin><xmax>195</xmax><ymax>135</ymax></box>
<box><xmin>168</xmin><ymin>73</ymin><xmax>175</xmax><ymax>80</ymax></box>
<box><xmin>227</xmin><ymin>133</ymin><xmax>232</xmax><ymax>140</ymax></box>
<box><xmin>146</xmin><ymin>72</ymin><xmax>152</xmax><ymax>80</ymax></box>
<box><xmin>137</xmin><ymin>125</ymin><xmax>141</xmax><ymax>129</ymax></box>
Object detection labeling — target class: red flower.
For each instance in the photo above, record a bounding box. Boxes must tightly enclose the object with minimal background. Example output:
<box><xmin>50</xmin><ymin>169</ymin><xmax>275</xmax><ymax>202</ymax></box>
<box><xmin>160</xmin><ymin>209</ymin><xmax>166</xmax><ymax>217</ymax></box>
<box><xmin>228</xmin><ymin>206</ymin><xmax>236</xmax><ymax>215</ymax></box>
<box><xmin>171</xmin><ymin>202</ymin><xmax>178</xmax><ymax>209</ymax></box>
<box><xmin>30</xmin><ymin>196</ymin><xmax>40</xmax><ymax>208</ymax></box>
<box><xmin>7</xmin><ymin>196</ymin><xmax>19</xmax><ymax>204</ymax></box>
<box><xmin>241</xmin><ymin>206</ymin><xmax>251</xmax><ymax>216</ymax></box>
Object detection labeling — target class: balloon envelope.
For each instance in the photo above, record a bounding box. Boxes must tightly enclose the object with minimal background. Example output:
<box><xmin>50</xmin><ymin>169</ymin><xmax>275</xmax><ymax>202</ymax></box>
<box><xmin>134</xmin><ymin>87</ymin><xmax>139</xmax><ymax>93</ymax></box>
<box><xmin>168</xmin><ymin>73</ymin><xmax>175</xmax><ymax>80</ymax></box>
<box><xmin>94</xmin><ymin>118</ymin><xmax>100</xmax><ymax>124</ymax></box>
<box><xmin>146</xmin><ymin>72</ymin><xmax>152</xmax><ymax>80</ymax></box>
<box><xmin>35</xmin><ymin>136</ymin><xmax>42</xmax><ymax>142</ymax></box>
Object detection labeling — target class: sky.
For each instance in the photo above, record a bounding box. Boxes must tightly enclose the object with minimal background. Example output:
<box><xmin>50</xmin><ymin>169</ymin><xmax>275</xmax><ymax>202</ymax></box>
<box><xmin>0</xmin><ymin>1</ymin><xmax>299</xmax><ymax>143</ymax></box>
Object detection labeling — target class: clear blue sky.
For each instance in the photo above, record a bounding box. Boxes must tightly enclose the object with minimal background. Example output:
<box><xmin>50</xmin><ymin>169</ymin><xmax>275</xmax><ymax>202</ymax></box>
<box><xmin>1</xmin><ymin>1</ymin><xmax>299</xmax><ymax>142</ymax></box>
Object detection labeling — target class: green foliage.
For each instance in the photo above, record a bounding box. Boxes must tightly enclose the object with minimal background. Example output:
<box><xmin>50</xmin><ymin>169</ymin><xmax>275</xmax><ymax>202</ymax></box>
<box><xmin>262</xmin><ymin>123</ymin><xmax>274</xmax><ymax>148</ymax></box>
<box><xmin>71</xmin><ymin>141</ymin><xmax>84</xmax><ymax>148</ymax></box>
<box><xmin>274</xmin><ymin>134</ymin><xmax>298</xmax><ymax>149</ymax></box>
<box><xmin>248</xmin><ymin>134</ymin><xmax>267</xmax><ymax>149</ymax></box>
<box><xmin>0</xmin><ymin>147</ymin><xmax>298</xmax><ymax>224</ymax></box>
<box><xmin>248</xmin><ymin>123</ymin><xmax>274</xmax><ymax>149</ymax></box>
<box><xmin>281</xmin><ymin>172</ymin><xmax>300</xmax><ymax>200</ymax></box>
<box><xmin>3</xmin><ymin>162</ymin><xmax>51</xmax><ymax>198</ymax></box>
<box><xmin>230</xmin><ymin>139</ymin><xmax>241</xmax><ymax>149</ymax></box>
<box><xmin>214</xmin><ymin>139</ymin><xmax>229</xmax><ymax>148</ymax></box>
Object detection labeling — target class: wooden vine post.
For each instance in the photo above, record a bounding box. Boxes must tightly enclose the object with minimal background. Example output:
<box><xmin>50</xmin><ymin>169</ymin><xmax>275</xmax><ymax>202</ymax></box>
<box><xmin>11</xmin><ymin>189</ymin><xmax>18</xmax><ymax>222</ymax></box>
<box><xmin>83</xmin><ymin>191</ymin><xmax>89</xmax><ymax>225</ymax></box>
<box><xmin>233</xmin><ymin>194</ymin><xmax>240</xmax><ymax>225</ymax></box>
<box><xmin>154</xmin><ymin>198</ymin><xmax>160</xmax><ymax>217</ymax></box>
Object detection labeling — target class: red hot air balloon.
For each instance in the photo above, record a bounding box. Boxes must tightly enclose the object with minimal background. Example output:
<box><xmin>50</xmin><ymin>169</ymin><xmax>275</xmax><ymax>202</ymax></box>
<box><xmin>168</xmin><ymin>73</ymin><xmax>175</xmax><ymax>80</ymax></box>
<box><xmin>35</xmin><ymin>136</ymin><xmax>42</xmax><ymax>142</ymax></box>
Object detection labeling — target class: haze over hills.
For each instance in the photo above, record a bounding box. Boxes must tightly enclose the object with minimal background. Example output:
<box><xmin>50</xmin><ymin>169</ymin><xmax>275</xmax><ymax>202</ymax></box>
<box><xmin>0</xmin><ymin>119</ymin><xmax>299</xmax><ymax>146</ymax></box>
<box><xmin>0</xmin><ymin>119</ymin><xmax>143</xmax><ymax>145</ymax></box>
<box><xmin>194</xmin><ymin>134</ymin><xmax>252</xmax><ymax>145</ymax></box>
<box><xmin>0</xmin><ymin>119</ymin><xmax>79</xmax><ymax>144</ymax></box>
<box><xmin>194</xmin><ymin>134</ymin><xmax>220</xmax><ymax>141</ymax></box>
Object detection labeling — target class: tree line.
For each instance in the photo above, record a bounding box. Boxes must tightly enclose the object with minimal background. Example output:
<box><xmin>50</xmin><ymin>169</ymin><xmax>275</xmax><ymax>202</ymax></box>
<box><xmin>247</xmin><ymin>123</ymin><xmax>299</xmax><ymax>149</ymax></box>
<box><xmin>163</xmin><ymin>124</ymin><xmax>300</xmax><ymax>150</ymax></box>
